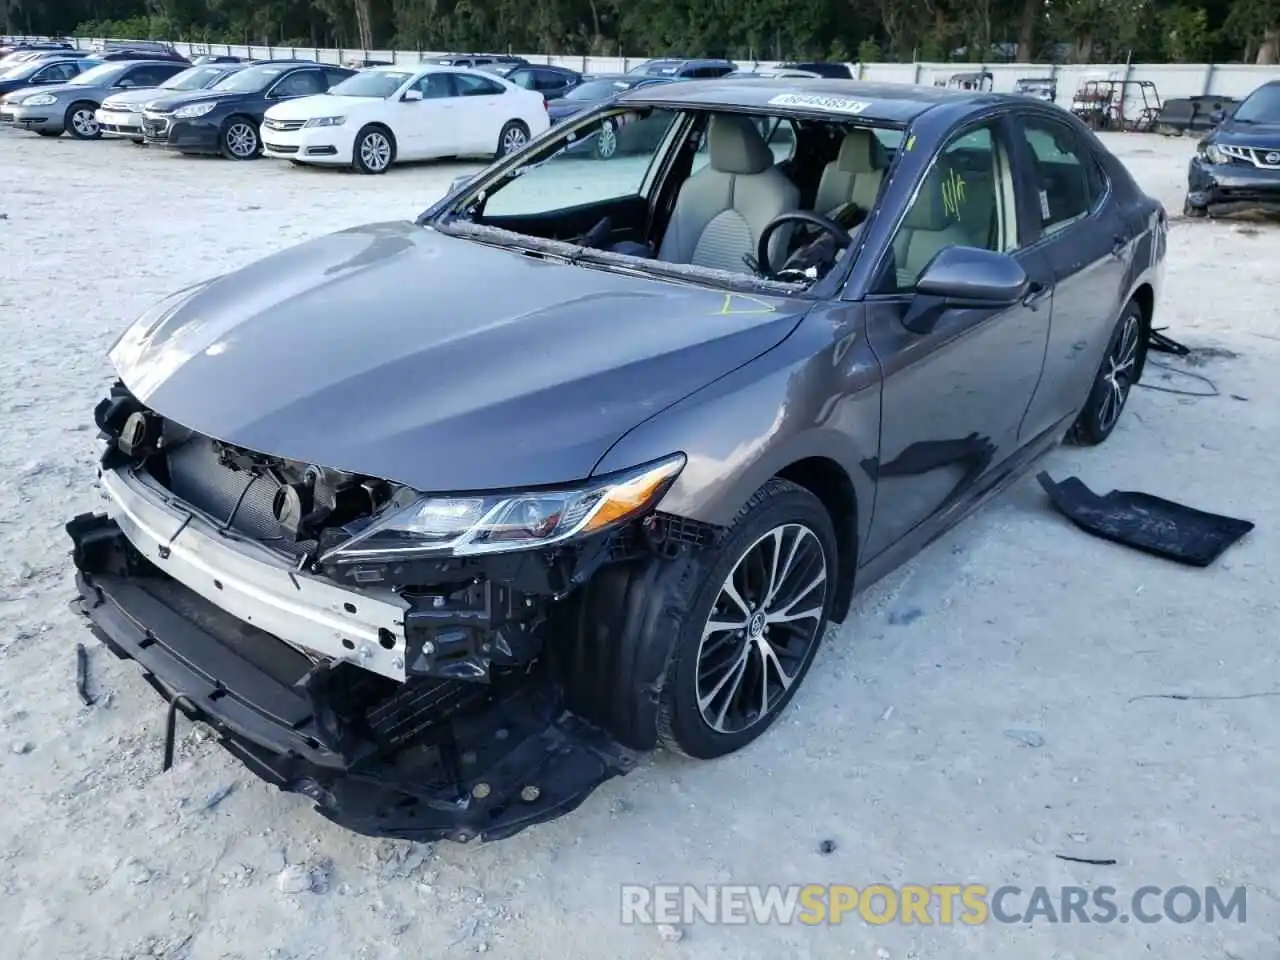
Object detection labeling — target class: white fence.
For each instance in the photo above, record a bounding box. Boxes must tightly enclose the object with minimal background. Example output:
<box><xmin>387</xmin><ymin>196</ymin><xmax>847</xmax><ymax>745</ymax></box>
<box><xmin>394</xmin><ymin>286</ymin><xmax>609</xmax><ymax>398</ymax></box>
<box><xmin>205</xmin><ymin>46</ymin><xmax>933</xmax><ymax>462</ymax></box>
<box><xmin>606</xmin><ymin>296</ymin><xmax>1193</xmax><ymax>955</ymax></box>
<box><xmin>12</xmin><ymin>36</ymin><xmax>1280</xmax><ymax>107</ymax></box>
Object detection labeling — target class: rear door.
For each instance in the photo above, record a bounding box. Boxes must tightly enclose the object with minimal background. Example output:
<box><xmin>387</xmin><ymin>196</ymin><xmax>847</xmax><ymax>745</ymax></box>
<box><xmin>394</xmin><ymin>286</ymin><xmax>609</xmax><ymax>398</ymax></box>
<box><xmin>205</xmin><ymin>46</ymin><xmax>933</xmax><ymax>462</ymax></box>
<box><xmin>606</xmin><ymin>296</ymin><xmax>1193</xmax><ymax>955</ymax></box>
<box><xmin>452</xmin><ymin>71</ymin><xmax>510</xmax><ymax>152</ymax></box>
<box><xmin>1009</xmin><ymin>109</ymin><xmax>1130</xmax><ymax>440</ymax></box>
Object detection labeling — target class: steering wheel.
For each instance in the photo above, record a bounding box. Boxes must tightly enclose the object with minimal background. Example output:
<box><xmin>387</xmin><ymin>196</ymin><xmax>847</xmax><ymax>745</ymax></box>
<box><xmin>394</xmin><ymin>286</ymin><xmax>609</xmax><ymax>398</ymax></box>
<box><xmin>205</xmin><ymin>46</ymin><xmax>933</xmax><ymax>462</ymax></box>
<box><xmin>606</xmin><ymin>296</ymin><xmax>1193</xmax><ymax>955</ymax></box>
<box><xmin>756</xmin><ymin>210</ymin><xmax>854</xmax><ymax>281</ymax></box>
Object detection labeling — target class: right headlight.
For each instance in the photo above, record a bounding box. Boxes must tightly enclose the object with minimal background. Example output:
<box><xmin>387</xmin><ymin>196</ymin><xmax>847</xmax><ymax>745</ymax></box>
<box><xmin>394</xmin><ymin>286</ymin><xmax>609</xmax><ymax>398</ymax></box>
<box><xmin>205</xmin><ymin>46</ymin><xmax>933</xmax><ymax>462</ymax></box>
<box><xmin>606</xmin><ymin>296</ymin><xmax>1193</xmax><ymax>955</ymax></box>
<box><xmin>1201</xmin><ymin>142</ymin><xmax>1228</xmax><ymax>165</ymax></box>
<box><xmin>173</xmin><ymin>101</ymin><xmax>216</xmax><ymax>119</ymax></box>
<box><xmin>322</xmin><ymin>453</ymin><xmax>686</xmax><ymax>562</ymax></box>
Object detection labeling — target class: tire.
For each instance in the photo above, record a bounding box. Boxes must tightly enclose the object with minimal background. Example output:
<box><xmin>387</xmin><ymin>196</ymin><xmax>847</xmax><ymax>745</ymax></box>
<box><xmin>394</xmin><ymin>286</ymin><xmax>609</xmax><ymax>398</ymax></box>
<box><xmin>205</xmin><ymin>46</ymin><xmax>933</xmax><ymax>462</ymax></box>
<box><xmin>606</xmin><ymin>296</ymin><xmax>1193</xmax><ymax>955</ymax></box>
<box><xmin>351</xmin><ymin>124</ymin><xmax>395</xmax><ymax>174</ymax></box>
<box><xmin>36</xmin><ymin>130</ymin><xmax>62</xmax><ymax>138</ymax></box>
<box><xmin>1067</xmin><ymin>299</ymin><xmax>1144</xmax><ymax>446</ymax></box>
<box><xmin>64</xmin><ymin>101</ymin><xmax>101</xmax><ymax>140</ymax></box>
<box><xmin>496</xmin><ymin>119</ymin><xmax>530</xmax><ymax>158</ymax></box>
<box><xmin>592</xmin><ymin>117</ymin><xmax>618</xmax><ymax>160</ymax></box>
<box><xmin>219</xmin><ymin>116</ymin><xmax>260</xmax><ymax>160</ymax></box>
<box><xmin>655</xmin><ymin>479</ymin><xmax>838</xmax><ymax>758</ymax></box>
<box><xmin>1183</xmin><ymin>195</ymin><xmax>1207</xmax><ymax>219</ymax></box>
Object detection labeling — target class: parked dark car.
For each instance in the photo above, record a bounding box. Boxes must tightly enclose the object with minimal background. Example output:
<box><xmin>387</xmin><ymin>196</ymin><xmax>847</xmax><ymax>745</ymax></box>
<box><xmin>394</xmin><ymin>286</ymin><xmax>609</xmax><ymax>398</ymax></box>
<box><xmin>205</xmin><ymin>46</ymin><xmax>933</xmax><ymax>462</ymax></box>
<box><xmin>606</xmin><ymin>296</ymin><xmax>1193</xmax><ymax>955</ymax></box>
<box><xmin>1185</xmin><ymin>79</ymin><xmax>1280</xmax><ymax>217</ymax></box>
<box><xmin>545</xmin><ymin>73</ymin><xmax>678</xmax><ymax>157</ymax></box>
<box><xmin>628</xmin><ymin>57</ymin><xmax>736</xmax><ymax>78</ymax></box>
<box><xmin>69</xmin><ymin>79</ymin><xmax>1164</xmax><ymax>844</ymax></box>
<box><xmin>0</xmin><ymin>56</ymin><xmax>98</xmax><ymax>98</ymax></box>
<box><xmin>778</xmin><ymin>60</ymin><xmax>855</xmax><ymax>79</ymax></box>
<box><xmin>0</xmin><ymin>40</ymin><xmax>73</xmax><ymax>59</ymax></box>
<box><xmin>140</xmin><ymin>60</ymin><xmax>355</xmax><ymax>159</ymax></box>
<box><xmin>97</xmin><ymin>48</ymin><xmax>190</xmax><ymax>64</ymax></box>
<box><xmin>13</xmin><ymin>49</ymin><xmax>94</xmax><ymax>62</ymax></box>
<box><xmin>0</xmin><ymin>58</ymin><xmax>187</xmax><ymax>138</ymax></box>
<box><xmin>504</xmin><ymin>63</ymin><xmax>581</xmax><ymax>100</ymax></box>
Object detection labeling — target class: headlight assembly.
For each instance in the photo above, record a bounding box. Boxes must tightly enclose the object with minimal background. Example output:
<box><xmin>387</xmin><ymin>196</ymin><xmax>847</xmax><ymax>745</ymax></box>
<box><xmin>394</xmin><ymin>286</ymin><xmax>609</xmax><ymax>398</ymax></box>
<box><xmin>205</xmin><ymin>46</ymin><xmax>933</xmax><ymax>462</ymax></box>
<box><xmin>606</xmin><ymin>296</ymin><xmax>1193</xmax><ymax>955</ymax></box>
<box><xmin>1201</xmin><ymin>142</ymin><xmax>1228</xmax><ymax>165</ymax></box>
<box><xmin>22</xmin><ymin>93</ymin><xmax>56</xmax><ymax>106</ymax></box>
<box><xmin>322</xmin><ymin>453</ymin><xmax>686</xmax><ymax>562</ymax></box>
<box><xmin>303</xmin><ymin>115</ymin><xmax>345</xmax><ymax>128</ymax></box>
<box><xmin>174</xmin><ymin>102</ymin><xmax>216</xmax><ymax>119</ymax></box>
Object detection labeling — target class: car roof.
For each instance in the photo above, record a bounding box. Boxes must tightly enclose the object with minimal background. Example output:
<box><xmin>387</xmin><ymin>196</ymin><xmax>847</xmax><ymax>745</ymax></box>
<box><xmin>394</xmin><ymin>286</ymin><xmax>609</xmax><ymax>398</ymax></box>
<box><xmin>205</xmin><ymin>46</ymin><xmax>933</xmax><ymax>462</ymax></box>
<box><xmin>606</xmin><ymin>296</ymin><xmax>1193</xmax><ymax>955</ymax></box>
<box><xmin>617</xmin><ymin>77</ymin><xmax>1002</xmax><ymax>123</ymax></box>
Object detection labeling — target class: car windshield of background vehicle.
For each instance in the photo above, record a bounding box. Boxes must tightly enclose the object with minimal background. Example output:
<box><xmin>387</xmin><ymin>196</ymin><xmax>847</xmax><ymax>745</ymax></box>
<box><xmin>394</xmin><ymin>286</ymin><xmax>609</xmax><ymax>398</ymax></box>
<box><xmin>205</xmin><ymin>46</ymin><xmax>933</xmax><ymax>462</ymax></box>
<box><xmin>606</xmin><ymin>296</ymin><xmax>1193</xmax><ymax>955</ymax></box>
<box><xmin>69</xmin><ymin>63</ymin><xmax>128</xmax><ymax>85</ymax></box>
<box><xmin>1232</xmin><ymin>84</ymin><xmax>1280</xmax><ymax>123</ymax></box>
<box><xmin>213</xmin><ymin>65</ymin><xmax>284</xmax><ymax>92</ymax></box>
<box><xmin>165</xmin><ymin>66</ymin><xmax>225</xmax><ymax>90</ymax></box>
<box><xmin>565</xmin><ymin>78</ymin><xmax>634</xmax><ymax>101</ymax></box>
<box><xmin>329</xmin><ymin>70</ymin><xmax>414</xmax><ymax>98</ymax></box>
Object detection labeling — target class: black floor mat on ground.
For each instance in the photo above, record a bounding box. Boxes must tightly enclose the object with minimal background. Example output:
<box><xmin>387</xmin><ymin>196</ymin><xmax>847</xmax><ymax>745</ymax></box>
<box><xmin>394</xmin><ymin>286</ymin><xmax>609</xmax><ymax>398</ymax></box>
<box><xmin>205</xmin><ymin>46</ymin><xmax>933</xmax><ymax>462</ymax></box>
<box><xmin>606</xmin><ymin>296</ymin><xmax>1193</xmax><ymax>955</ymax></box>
<box><xmin>1036</xmin><ymin>472</ymin><xmax>1254</xmax><ymax>567</ymax></box>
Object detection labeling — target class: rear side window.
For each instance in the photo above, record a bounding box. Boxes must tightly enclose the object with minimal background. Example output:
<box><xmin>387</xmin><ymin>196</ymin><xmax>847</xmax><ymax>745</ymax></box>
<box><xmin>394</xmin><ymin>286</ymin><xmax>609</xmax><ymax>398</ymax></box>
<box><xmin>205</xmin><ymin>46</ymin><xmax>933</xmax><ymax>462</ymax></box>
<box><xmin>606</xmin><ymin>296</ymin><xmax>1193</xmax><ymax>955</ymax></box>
<box><xmin>1016</xmin><ymin>116</ymin><xmax>1097</xmax><ymax>235</ymax></box>
<box><xmin>454</xmin><ymin>73</ymin><xmax>505</xmax><ymax>96</ymax></box>
<box><xmin>272</xmin><ymin>69</ymin><xmax>326</xmax><ymax>97</ymax></box>
<box><xmin>324</xmin><ymin>68</ymin><xmax>352</xmax><ymax>89</ymax></box>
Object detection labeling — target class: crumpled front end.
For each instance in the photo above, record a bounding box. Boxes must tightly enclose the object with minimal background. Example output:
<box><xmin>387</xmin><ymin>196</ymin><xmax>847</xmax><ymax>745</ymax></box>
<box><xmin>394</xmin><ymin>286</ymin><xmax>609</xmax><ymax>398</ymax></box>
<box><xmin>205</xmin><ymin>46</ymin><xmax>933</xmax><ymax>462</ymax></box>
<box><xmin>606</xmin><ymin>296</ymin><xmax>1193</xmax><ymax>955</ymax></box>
<box><xmin>66</xmin><ymin>382</ymin><xmax>711</xmax><ymax>842</ymax></box>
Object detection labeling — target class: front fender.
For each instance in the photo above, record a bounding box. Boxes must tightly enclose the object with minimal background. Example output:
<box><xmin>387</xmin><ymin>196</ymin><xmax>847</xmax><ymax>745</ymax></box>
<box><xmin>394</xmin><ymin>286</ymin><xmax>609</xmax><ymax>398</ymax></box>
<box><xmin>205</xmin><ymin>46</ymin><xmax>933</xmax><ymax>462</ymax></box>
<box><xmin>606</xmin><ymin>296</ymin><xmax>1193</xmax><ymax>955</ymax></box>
<box><xmin>592</xmin><ymin>304</ymin><xmax>881</xmax><ymax>553</ymax></box>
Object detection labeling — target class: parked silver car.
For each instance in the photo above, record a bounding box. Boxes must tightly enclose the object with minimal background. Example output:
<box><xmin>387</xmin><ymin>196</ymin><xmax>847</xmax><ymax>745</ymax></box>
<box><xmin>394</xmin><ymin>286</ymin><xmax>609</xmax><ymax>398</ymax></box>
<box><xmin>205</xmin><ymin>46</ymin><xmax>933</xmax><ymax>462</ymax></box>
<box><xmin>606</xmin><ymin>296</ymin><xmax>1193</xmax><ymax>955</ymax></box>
<box><xmin>96</xmin><ymin>61</ymin><xmax>247</xmax><ymax>142</ymax></box>
<box><xmin>1</xmin><ymin>58</ymin><xmax>186</xmax><ymax>138</ymax></box>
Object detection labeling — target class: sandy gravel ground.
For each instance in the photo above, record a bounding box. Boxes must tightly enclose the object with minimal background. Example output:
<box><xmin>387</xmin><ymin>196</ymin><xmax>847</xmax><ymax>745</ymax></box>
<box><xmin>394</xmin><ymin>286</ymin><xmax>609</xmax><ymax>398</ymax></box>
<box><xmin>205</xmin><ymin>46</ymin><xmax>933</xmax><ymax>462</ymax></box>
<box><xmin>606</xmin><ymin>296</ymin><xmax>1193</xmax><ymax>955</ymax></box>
<box><xmin>0</xmin><ymin>128</ymin><xmax>1276</xmax><ymax>960</ymax></box>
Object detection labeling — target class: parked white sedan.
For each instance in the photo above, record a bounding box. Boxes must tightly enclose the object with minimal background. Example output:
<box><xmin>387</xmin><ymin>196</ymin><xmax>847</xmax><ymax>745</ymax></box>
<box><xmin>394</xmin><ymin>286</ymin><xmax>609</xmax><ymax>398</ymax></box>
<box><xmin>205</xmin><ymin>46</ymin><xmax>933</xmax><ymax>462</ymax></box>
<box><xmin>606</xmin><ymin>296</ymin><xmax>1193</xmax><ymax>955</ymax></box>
<box><xmin>261</xmin><ymin>64</ymin><xmax>550</xmax><ymax>174</ymax></box>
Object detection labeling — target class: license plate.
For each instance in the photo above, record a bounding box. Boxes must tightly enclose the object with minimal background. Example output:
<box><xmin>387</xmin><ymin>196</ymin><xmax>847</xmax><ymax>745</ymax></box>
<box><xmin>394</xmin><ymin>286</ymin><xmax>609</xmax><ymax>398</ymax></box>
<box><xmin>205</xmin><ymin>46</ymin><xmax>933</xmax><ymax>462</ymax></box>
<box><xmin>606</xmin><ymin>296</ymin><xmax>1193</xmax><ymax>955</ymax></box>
<box><xmin>99</xmin><ymin>111</ymin><xmax>132</xmax><ymax>125</ymax></box>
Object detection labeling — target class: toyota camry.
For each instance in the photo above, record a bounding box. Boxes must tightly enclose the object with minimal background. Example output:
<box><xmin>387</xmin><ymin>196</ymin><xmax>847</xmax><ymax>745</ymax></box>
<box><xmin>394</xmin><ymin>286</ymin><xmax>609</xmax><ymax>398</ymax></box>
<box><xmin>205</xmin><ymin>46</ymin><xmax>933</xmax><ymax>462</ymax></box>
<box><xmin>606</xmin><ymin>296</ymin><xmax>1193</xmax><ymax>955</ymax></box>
<box><xmin>68</xmin><ymin>78</ymin><xmax>1165</xmax><ymax>843</ymax></box>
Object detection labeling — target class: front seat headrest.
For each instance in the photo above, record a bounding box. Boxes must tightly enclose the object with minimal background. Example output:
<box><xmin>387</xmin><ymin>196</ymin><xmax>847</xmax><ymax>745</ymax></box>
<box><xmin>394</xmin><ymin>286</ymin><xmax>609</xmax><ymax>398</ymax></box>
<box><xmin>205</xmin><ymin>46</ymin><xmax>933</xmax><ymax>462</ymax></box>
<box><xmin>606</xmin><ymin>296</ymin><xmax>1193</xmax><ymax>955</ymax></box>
<box><xmin>902</xmin><ymin>157</ymin><xmax>961</xmax><ymax>231</ymax></box>
<box><xmin>707</xmin><ymin>113</ymin><xmax>776</xmax><ymax>176</ymax></box>
<box><xmin>835</xmin><ymin>128</ymin><xmax>882</xmax><ymax>173</ymax></box>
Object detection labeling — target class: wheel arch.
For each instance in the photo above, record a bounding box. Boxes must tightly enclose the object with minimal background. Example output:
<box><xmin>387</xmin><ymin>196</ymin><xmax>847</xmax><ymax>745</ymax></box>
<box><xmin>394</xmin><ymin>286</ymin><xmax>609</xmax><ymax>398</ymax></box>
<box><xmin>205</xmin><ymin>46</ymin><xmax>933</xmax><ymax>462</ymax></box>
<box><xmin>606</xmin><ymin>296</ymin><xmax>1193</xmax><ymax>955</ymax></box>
<box><xmin>774</xmin><ymin>456</ymin><xmax>859</xmax><ymax>623</ymax></box>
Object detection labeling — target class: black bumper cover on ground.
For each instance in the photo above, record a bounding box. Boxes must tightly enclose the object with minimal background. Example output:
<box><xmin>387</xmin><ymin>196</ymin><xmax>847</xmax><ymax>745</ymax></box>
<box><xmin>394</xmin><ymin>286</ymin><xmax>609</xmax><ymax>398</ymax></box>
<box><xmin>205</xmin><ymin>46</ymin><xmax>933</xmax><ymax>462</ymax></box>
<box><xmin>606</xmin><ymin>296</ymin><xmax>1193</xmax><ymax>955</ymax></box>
<box><xmin>68</xmin><ymin>512</ymin><xmax>638</xmax><ymax>843</ymax></box>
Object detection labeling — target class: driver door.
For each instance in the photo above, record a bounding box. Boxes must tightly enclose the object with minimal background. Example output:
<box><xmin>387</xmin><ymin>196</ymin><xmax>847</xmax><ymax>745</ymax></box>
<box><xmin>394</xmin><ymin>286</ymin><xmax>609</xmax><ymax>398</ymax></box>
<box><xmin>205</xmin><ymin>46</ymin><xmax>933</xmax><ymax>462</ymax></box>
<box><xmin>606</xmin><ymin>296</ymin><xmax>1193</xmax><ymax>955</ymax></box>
<box><xmin>861</xmin><ymin>115</ymin><xmax>1054</xmax><ymax>559</ymax></box>
<box><xmin>399</xmin><ymin>72</ymin><xmax>456</xmax><ymax>158</ymax></box>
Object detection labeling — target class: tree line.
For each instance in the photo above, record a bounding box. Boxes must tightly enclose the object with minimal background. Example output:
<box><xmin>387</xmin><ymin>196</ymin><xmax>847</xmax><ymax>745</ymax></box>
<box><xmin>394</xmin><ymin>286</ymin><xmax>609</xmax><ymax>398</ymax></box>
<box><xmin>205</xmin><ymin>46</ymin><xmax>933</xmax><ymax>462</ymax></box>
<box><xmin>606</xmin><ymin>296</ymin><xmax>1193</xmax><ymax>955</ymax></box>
<box><xmin>4</xmin><ymin>0</ymin><xmax>1279</xmax><ymax>64</ymax></box>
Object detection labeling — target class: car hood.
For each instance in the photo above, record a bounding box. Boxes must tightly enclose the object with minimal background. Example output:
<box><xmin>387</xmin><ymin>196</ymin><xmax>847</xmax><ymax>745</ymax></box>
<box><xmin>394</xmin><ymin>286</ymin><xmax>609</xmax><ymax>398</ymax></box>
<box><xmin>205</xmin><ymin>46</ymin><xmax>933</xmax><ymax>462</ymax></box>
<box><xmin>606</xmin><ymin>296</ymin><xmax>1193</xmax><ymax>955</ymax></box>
<box><xmin>102</xmin><ymin>85</ymin><xmax>181</xmax><ymax>107</ymax></box>
<box><xmin>264</xmin><ymin>93</ymin><xmax>371</xmax><ymax>120</ymax></box>
<box><xmin>109</xmin><ymin>220</ymin><xmax>808</xmax><ymax>492</ymax></box>
<box><xmin>146</xmin><ymin>89</ymin><xmax>248</xmax><ymax>111</ymax></box>
<box><xmin>7</xmin><ymin>80</ymin><xmax>109</xmax><ymax>99</ymax></box>
<box><xmin>1211</xmin><ymin>119</ymin><xmax>1280</xmax><ymax>148</ymax></box>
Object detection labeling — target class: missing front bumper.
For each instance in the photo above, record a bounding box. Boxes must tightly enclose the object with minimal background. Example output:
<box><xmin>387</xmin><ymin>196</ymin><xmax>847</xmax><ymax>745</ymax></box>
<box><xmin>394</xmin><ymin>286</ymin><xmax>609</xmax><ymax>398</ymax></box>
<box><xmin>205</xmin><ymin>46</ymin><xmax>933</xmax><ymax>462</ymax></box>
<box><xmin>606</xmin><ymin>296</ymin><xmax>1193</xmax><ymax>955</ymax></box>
<box><xmin>67</xmin><ymin>513</ymin><xmax>638</xmax><ymax>842</ymax></box>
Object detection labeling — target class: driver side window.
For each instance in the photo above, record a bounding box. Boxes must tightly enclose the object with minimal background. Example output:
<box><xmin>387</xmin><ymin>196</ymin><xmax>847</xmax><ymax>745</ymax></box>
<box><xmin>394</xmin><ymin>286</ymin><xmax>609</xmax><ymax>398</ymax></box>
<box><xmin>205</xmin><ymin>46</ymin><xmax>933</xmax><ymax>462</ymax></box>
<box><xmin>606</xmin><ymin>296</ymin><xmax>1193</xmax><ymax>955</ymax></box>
<box><xmin>411</xmin><ymin>72</ymin><xmax>454</xmax><ymax>98</ymax></box>
<box><xmin>879</xmin><ymin>122</ymin><xmax>1019</xmax><ymax>294</ymax></box>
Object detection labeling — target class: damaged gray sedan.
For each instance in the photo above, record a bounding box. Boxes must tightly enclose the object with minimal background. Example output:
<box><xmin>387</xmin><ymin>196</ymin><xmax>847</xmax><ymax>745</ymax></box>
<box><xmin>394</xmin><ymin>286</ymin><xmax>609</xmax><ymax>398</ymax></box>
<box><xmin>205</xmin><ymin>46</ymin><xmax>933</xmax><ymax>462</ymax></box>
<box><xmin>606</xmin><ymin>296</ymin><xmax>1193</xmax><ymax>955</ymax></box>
<box><xmin>68</xmin><ymin>78</ymin><xmax>1165</xmax><ymax>842</ymax></box>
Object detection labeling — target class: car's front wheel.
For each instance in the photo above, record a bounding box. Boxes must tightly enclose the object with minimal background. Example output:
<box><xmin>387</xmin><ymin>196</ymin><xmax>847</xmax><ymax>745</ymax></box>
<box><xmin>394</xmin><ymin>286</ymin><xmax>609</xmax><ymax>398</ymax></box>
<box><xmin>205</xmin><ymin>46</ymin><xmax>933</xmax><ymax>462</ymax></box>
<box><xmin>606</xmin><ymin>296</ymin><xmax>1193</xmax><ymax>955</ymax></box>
<box><xmin>352</xmin><ymin>124</ymin><xmax>395</xmax><ymax>174</ymax></box>
<box><xmin>1067</xmin><ymin>298</ymin><xmax>1144</xmax><ymax>445</ymax></box>
<box><xmin>64</xmin><ymin>101</ymin><xmax>101</xmax><ymax>140</ymax></box>
<box><xmin>593</xmin><ymin>118</ymin><xmax>619</xmax><ymax>160</ymax></box>
<box><xmin>220</xmin><ymin>117</ymin><xmax>260</xmax><ymax>160</ymax></box>
<box><xmin>658</xmin><ymin>479</ymin><xmax>836</xmax><ymax>758</ymax></box>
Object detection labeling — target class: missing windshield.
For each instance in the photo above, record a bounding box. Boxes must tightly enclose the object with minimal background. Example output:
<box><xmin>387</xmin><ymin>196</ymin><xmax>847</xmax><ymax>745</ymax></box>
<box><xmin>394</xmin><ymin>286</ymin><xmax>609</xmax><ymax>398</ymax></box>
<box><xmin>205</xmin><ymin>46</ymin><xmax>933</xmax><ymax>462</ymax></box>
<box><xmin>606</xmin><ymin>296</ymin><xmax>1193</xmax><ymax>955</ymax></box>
<box><xmin>431</xmin><ymin>105</ymin><xmax>905</xmax><ymax>291</ymax></box>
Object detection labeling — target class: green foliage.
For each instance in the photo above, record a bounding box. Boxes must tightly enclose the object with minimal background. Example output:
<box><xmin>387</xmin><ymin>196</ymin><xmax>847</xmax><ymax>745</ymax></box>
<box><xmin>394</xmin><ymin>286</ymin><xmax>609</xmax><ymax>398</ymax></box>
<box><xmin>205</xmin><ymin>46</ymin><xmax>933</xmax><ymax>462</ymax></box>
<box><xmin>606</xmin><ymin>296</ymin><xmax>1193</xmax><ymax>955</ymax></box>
<box><xmin>1</xmin><ymin>0</ymin><xmax>1275</xmax><ymax>62</ymax></box>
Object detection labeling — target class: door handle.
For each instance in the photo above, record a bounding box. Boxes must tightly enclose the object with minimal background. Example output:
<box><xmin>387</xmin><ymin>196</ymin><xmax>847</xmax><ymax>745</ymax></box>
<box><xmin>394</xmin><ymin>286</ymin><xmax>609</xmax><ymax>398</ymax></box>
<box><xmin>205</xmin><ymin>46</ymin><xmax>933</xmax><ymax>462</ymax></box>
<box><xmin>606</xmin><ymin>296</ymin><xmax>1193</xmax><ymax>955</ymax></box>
<box><xmin>1021</xmin><ymin>281</ymin><xmax>1050</xmax><ymax>309</ymax></box>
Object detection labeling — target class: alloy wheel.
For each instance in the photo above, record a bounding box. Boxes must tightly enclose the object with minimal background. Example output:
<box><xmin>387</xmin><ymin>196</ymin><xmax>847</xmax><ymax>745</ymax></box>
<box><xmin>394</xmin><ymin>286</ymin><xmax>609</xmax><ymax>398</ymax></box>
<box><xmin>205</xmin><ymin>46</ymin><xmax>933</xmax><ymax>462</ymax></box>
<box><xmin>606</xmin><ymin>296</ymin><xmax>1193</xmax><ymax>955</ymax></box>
<box><xmin>694</xmin><ymin>523</ymin><xmax>828</xmax><ymax>735</ymax></box>
<box><xmin>595</xmin><ymin>120</ymin><xmax>618</xmax><ymax>159</ymax></box>
<box><xmin>225</xmin><ymin>122</ymin><xmax>258</xmax><ymax>158</ymax></box>
<box><xmin>71</xmin><ymin>108</ymin><xmax>98</xmax><ymax>138</ymax></box>
<box><xmin>501</xmin><ymin>124</ymin><xmax>528</xmax><ymax>155</ymax></box>
<box><xmin>359</xmin><ymin>131</ymin><xmax>392</xmax><ymax>171</ymax></box>
<box><xmin>1098</xmin><ymin>311</ymin><xmax>1140</xmax><ymax>434</ymax></box>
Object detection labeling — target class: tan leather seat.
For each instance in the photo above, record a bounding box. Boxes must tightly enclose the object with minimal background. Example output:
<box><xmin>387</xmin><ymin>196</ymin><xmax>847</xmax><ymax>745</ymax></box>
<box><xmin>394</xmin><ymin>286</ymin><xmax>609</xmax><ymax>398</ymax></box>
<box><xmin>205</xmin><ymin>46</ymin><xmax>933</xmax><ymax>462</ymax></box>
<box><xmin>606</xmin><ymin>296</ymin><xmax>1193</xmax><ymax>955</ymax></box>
<box><xmin>658</xmin><ymin>114</ymin><xmax>800</xmax><ymax>273</ymax></box>
<box><xmin>814</xmin><ymin>129</ymin><xmax>885</xmax><ymax>217</ymax></box>
<box><xmin>891</xmin><ymin>157</ymin><xmax>971</xmax><ymax>289</ymax></box>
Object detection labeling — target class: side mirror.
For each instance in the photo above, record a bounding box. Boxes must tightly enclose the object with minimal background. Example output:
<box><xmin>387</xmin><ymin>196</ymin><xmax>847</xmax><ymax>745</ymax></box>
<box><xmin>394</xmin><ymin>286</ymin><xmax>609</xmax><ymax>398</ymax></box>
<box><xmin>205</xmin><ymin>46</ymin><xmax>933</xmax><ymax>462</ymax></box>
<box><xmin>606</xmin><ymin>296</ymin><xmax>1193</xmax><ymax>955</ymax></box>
<box><xmin>903</xmin><ymin>246</ymin><xmax>1029</xmax><ymax>335</ymax></box>
<box><xmin>402</xmin><ymin>89</ymin><xmax>423</xmax><ymax>101</ymax></box>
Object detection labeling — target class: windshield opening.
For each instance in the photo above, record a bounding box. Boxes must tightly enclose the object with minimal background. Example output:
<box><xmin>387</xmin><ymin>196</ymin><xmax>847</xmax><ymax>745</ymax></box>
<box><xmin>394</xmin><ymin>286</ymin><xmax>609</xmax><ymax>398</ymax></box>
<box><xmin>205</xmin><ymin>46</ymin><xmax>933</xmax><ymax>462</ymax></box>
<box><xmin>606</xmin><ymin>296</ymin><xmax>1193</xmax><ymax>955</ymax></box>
<box><xmin>1233</xmin><ymin>84</ymin><xmax>1280</xmax><ymax>123</ymax></box>
<box><xmin>429</xmin><ymin>104</ymin><xmax>909</xmax><ymax>294</ymax></box>
<box><xmin>329</xmin><ymin>70</ymin><xmax>415</xmax><ymax>98</ymax></box>
<box><xmin>212</xmin><ymin>65</ymin><xmax>284</xmax><ymax>92</ymax></box>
